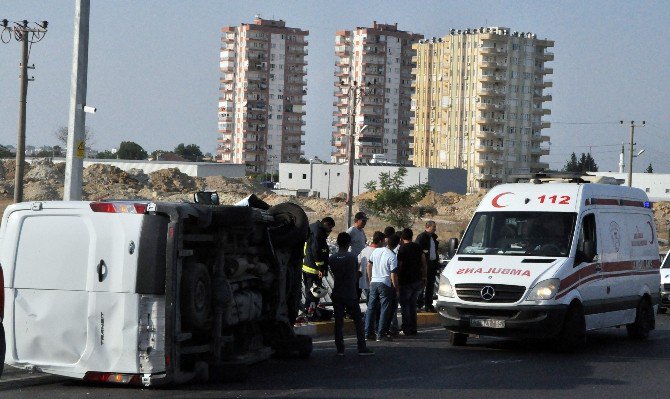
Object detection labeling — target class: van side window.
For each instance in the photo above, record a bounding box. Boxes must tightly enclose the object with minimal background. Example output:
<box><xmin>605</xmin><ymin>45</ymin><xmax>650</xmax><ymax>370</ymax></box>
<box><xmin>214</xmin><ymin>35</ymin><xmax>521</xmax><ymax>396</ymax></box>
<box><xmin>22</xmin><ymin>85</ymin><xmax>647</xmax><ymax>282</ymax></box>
<box><xmin>576</xmin><ymin>214</ymin><xmax>597</xmax><ymax>264</ymax></box>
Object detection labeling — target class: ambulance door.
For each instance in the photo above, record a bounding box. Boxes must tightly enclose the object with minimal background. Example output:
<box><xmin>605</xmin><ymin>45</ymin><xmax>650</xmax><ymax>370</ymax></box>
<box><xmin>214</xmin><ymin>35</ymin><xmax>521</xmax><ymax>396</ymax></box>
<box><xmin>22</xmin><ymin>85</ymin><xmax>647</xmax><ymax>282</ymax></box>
<box><xmin>574</xmin><ymin>213</ymin><xmax>604</xmax><ymax>330</ymax></box>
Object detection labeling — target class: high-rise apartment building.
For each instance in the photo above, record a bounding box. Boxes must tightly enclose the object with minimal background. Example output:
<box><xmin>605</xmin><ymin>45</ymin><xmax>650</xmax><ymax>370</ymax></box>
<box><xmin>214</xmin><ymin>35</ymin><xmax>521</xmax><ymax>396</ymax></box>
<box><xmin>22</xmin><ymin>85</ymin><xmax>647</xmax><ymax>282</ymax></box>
<box><xmin>412</xmin><ymin>27</ymin><xmax>554</xmax><ymax>192</ymax></box>
<box><xmin>332</xmin><ymin>22</ymin><xmax>422</xmax><ymax>165</ymax></box>
<box><xmin>218</xmin><ymin>17</ymin><xmax>308</xmax><ymax>173</ymax></box>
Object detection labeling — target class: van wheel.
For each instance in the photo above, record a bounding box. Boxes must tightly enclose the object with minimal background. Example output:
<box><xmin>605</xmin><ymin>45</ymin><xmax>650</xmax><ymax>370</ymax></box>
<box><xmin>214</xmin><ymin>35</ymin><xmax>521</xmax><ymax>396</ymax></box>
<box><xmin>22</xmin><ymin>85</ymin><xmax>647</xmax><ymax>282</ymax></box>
<box><xmin>448</xmin><ymin>331</ymin><xmax>468</xmax><ymax>346</ymax></box>
<box><xmin>268</xmin><ymin>203</ymin><xmax>309</xmax><ymax>248</ymax></box>
<box><xmin>627</xmin><ymin>297</ymin><xmax>653</xmax><ymax>340</ymax></box>
<box><xmin>181</xmin><ymin>262</ymin><xmax>211</xmax><ymax>334</ymax></box>
<box><xmin>557</xmin><ymin>303</ymin><xmax>586</xmax><ymax>352</ymax></box>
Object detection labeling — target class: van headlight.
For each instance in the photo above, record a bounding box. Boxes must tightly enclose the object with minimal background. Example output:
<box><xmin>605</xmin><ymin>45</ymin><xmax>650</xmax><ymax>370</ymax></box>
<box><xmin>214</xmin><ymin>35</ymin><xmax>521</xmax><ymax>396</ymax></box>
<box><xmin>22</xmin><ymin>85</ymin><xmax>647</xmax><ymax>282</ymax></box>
<box><xmin>526</xmin><ymin>278</ymin><xmax>560</xmax><ymax>301</ymax></box>
<box><xmin>438</xmin><ymin>277</ymin><xmax>455</xmax><ymax>298</ymax></box>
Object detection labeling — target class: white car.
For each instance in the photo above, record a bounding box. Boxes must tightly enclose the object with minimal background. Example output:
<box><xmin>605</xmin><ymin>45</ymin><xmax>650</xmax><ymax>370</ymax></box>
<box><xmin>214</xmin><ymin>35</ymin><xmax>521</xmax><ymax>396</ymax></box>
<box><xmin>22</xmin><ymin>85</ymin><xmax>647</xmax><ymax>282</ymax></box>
<box><xmin>660</xmin><ymin>251</ymin><xmax>670</xmax><ymax>313</ymax></box>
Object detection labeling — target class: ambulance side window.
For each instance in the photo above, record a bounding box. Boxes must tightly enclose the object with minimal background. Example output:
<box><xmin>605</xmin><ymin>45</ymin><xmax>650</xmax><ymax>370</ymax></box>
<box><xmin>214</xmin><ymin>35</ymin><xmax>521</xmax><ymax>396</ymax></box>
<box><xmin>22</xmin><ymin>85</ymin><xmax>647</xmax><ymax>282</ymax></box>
<box><xmin>576</xmin><ymin>213</ymin><xmax>597</xmax><ymax>264</ymax></box>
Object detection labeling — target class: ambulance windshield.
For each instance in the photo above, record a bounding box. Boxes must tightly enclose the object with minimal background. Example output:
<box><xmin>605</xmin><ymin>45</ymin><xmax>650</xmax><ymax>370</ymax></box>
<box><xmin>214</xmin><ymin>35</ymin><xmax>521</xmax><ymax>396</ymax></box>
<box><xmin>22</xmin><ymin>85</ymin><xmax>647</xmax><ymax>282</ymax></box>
<box><xmin>459</xmin><ymin>211</ymin><xmax>577</xmax><ymax>257</ymax></box>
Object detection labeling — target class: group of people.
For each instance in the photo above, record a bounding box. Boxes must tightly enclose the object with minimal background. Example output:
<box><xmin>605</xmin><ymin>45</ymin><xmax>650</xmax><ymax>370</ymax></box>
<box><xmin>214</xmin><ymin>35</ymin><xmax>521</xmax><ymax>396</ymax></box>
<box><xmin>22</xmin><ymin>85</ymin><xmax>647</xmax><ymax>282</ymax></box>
<box><xmin>300</xmin><ymin>211</ymin><xmax>440</xmax><ymax>355</ymax></box>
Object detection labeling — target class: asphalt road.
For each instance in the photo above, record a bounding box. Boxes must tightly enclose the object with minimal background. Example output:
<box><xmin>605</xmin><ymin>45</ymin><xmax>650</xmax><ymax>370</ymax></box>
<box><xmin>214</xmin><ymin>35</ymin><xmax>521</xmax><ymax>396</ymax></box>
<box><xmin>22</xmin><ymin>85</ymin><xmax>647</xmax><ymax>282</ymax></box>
<box><xmin>2</xmin><ymin>315</ymin><xmax>670</xmax><ymax>399</ymax></box>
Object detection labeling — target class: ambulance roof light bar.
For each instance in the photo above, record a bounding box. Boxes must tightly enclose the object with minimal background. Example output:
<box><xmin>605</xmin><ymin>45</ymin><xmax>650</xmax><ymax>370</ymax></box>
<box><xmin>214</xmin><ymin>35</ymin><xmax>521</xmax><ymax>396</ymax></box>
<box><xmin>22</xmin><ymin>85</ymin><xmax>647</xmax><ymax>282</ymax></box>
<box><xmin>510</xmin><ymin>173</ymin><xmax>624</xmax><ymax>186</ymax></box>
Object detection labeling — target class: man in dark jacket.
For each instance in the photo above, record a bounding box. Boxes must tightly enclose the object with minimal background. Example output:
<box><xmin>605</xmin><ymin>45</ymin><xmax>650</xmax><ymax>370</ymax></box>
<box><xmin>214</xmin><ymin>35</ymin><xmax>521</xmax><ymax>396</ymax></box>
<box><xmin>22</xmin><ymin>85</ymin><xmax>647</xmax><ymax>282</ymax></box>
<box><xmin>303</xmin><ymin>217</ymin><xmax>335</xmax><ymax>317</ymax></box>
<box><xmin>330</xmin><ymin>232</ymin><xmax>374</xmax><ymax>356</ymax></box>
<box><xmin>415</xmin><ymin>220</ymin><xmax>439</xmax><ymax>312</ymax></box>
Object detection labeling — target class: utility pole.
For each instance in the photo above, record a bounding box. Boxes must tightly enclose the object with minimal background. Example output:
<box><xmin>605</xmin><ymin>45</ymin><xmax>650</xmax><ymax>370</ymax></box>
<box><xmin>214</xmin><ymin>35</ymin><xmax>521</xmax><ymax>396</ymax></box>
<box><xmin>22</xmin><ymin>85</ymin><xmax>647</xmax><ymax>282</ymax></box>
<box><xmin>342</xmin><ymin>81</ymin><xmax>368</xmax><ymax>228</ymax></box>
<box><xmin>621</xmin><ymin>120</ymin><xmax>645</xmax><ymax>187</ymax></box>
<box><xmin>1</xmin><ymin>19</ymin><xmax>48</xmax><ymax>203</ymax></box>
<box><xmin>64</xmin><ymin>0</ymin><xmax>91</xmax><ymax>200</ymax></box>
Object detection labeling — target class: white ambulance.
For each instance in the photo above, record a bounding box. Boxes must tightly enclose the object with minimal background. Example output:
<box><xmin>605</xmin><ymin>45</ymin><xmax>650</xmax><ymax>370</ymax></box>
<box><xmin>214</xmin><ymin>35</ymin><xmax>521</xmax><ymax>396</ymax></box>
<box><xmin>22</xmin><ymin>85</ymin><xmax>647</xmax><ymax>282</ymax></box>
<box><xmin>0</xmin><ymin>198</ymin><xmax>310</xmax><ymax>385</ymax></box>
<box><xmin>438</xmin><ymin>174</ymin><xmax>660</xmax><ymax>349</ymax></box>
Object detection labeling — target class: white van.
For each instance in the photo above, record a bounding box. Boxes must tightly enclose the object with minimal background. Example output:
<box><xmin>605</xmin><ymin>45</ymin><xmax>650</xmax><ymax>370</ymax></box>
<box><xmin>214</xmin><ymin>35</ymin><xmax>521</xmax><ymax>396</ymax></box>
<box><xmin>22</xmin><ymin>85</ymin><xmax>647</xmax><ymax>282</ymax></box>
<box><xmin>437</xmin><ymin>175</ymin><xmax>661</xmax><ymax>349</ymax></box>
<box><xmin>660</xmin><ymin>251</ymin><xmax>670</xmax><ymax>313</ymax></box>
<box><xmin>0</xmin><ymin>199</ymin><xmax>310</xmax><ymax>386</ymax></box>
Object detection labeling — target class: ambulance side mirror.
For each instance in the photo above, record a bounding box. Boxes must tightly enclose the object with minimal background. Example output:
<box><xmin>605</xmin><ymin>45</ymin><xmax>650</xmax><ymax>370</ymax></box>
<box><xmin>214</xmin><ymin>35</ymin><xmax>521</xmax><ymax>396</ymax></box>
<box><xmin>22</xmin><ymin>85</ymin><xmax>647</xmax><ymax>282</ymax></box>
<box><xmin>448</xmin><ymin>237</ymin><xmax>459</xmax><ymax>259</ymax></box>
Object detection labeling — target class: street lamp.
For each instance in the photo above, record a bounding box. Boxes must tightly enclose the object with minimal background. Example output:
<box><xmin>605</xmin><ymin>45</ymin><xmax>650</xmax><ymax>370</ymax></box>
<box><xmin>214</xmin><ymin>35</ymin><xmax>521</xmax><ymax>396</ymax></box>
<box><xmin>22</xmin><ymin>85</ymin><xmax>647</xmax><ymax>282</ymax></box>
<box><xmin>1</xmin><ymin>19</ymin><xmax>48</xmax><ymax>203</ymax></box>
<box><xmin>340</xmin><ymin>80</ymin><xmax>370</xmax><ymax>228</ymax></box>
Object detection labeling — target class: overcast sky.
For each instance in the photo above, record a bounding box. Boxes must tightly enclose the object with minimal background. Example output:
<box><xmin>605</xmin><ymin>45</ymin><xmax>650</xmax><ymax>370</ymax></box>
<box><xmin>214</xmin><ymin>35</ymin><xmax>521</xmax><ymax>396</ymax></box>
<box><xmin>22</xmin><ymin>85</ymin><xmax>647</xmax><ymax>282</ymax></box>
<box><xmin>1</xmin><ymin>0</ymin><xmax>668</xmax><ymax>172</ymax></box>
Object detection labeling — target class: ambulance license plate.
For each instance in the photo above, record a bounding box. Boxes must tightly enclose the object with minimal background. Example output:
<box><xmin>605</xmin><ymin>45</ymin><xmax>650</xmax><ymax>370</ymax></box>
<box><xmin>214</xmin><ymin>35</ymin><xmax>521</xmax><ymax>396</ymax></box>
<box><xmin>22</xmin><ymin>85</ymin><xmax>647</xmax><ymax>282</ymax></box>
<box><xmin>470</xmin><ymin>318</ymin><xmax>505</xmax><ymax>328</ymax></box>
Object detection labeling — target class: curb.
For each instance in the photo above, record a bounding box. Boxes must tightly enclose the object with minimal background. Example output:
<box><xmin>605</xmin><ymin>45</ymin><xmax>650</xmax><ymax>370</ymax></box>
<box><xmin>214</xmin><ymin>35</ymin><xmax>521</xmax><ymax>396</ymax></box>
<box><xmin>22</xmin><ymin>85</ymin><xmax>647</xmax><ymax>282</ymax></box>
<box><xmin>294</xmin><ymin>311</ymin><xmax>441</xmax><ymax>337</ymax></box>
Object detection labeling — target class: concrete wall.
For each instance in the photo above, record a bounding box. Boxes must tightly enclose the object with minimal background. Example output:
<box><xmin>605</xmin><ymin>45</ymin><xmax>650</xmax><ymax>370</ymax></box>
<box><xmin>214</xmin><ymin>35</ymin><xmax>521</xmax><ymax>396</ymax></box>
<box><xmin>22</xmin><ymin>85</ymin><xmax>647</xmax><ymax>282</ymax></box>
<box><xmin>28</xmin><ymin>158</ymin><xmax>246</xmax><ymax>178</ymax></box>
<box><xmin>278</xmin><ymin>163</ymin><xmax>467</xmax><ymax>198</ymax></box>
<box><xmin>592</xmin><ymin>172</ymin><xmax>670</xmax><ymax>202</ymax></box>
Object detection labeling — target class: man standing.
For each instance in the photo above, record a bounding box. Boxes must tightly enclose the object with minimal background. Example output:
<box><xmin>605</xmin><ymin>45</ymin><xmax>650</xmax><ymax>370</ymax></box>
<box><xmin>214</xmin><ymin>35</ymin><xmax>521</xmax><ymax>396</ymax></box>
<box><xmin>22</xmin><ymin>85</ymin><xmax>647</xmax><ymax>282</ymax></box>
<box><xmin>303</xmin><ymin>217</ymin><xmax>335</xmax><ymax>318</ymax></box>
<box><xmin>330</xmin><ymin>232</ymin><xmax>374</xmax><ymax>356</ymax></box>
<box><xmin>397</xmin><ymin>228</ymin><xmax>427</xmax><ymax>335</ymax></box>
<box><xmin>359</xmin><ymin>231</ymin><xmax>384</xmax><ymax>338</ymax></box>
<box><xmin>366</xmin><ymin>234</ymin><xmax>401</xmax><ymax>341</ymax></box>
<box><xmin>416</xmin><ymin>220</ymin><xmax>439</xmax><ymax>312</ymax></box>
<box><xmin>346</xmin><ymin>212</ymin><xmax>368</xmax><ymax>259</ymax></box>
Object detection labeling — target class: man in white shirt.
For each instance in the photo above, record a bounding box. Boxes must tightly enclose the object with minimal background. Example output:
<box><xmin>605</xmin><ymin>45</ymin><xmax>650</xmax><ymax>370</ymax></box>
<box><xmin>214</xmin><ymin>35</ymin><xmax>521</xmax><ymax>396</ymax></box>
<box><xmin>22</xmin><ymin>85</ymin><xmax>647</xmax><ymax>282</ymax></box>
<box><xmin>347</xmin><ymin>212</ymin><xmax>368</xmax><ymax>258</ymax></box>
<box><xmin>359</xmin><ymin>231</ymin><xmax>384</xmax><ymax>338</ymax></box>
<box><xmin>365</xmin><ymin>234</ymin><xmax>401</xmax><ymax>341</ymax></box>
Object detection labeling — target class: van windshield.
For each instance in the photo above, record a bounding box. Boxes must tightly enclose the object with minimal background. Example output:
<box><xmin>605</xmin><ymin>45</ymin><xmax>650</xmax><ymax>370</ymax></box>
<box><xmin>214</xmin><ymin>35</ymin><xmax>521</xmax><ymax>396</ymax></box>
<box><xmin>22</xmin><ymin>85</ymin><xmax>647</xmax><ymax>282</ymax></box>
<box><xmin>458</xmin><ymin>211</ymin><xmax>577</xmax><ymax>257</ymax></box>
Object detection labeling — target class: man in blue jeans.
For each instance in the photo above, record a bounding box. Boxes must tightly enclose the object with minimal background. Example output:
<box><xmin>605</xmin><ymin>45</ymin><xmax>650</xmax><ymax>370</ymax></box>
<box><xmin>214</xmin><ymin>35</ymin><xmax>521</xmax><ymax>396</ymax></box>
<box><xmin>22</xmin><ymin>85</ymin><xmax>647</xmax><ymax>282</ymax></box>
<box><xmin>397</xmin><ymin>228</ymin><xmax>427</xmax><ymax>335</ymax></box>
<box><xmin>365</xmin><ymin>233</ymin><xmax>400</xmax><ymax>341</ymax></box>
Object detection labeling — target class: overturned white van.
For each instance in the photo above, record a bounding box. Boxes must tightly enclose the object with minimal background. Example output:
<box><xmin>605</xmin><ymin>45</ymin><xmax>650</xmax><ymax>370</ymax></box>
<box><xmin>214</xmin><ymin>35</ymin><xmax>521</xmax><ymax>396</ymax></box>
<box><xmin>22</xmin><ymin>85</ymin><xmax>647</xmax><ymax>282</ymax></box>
<box><xmin>438</xmin><ymin>174</ymin><xmax>660</xmax><ymax>349</ymax></box>
<box><xmin>0</xmin><ymin>199</ymin><xmax>310</xmax><ymax>385</ymax></box>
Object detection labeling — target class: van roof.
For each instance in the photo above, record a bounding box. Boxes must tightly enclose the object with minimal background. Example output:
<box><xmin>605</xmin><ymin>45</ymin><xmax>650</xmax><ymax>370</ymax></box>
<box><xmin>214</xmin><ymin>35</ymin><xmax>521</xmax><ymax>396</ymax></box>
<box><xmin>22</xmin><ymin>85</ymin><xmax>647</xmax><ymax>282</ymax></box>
<box><xmin>477</xmin><ymin>182</ymin><xmax>650</xmax><ymax>213</ymax></box>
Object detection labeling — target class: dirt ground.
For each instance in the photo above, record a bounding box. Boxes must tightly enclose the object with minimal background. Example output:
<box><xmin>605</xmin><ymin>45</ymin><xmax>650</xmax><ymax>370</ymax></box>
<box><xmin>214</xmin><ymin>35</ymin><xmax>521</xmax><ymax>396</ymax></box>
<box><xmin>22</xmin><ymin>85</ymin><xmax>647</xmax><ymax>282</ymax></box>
<box><xmin>0</xmin><ymin>158</ymin><xmax>668</xmax><ymax>253</ymax></box>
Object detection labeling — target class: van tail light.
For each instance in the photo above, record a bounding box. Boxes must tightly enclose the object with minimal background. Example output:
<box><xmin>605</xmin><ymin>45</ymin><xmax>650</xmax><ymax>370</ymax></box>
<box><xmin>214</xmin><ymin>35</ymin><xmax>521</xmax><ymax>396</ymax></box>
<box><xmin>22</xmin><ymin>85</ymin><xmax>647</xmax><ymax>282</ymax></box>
<box><xmin>90</xmin><ymin>202</ymin><xmax>148</xmax><ymax>214</ymax></box>
<box><xmin>83</xmin><ymin>372</ymin><xmax>142</xmax><ymax>385</ymax></box>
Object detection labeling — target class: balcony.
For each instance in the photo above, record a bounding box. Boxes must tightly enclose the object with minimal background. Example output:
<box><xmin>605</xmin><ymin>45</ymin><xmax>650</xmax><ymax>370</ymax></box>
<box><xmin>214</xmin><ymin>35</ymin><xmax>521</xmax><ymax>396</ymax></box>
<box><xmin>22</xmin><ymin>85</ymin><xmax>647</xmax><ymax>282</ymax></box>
<box><xmin>530</xmin><ymin>161</ymin><xmax>550</xmax><ymax>170</ymax></box>
<box><xmin>530</xmin><ymin>133</ymin><xmax>550</xmax><ymax>142</ymax></box>
<box><xmin>479</xmin><ymin>88</ymin><xmax>506</xmax><ymax>97</ymax></box>
<box><xmin>479</xmin><ymin>74</ymin><xmax>506</xmax><ymax>83</ymax></box>
<box><xmin>530</xmin><ymin>147</ymin><xmax>551</xmax><ymax>156</ymax></box>
<box><xmin>477</xmin><ymin>103</ymin><xmax>504</xmax><ymax>111</ymax></box>
<box><xmin>475</xmin><ymin>144</ymin><xmax>503</xmax><ymax>153</ymax></box>
<box><xmin>475</xmin><ymin>158</ymin><xmax>503</xmax><ymax>168</ymax></box>
<box><xmin>476</xmin><ymin>130</ymin><xmax>504</xmax><ymax>139</ymax></box>
<box><xmin>480</xmin><ymin>46</ymin><xmax>507</xmax><ymax>55</ymax></box>
<box><xmin>475</xmin><ymin>173</ymin><xmax>503</xmax><ymax>182</ymax></box>
<box><xmin>477</xmin><ymin>117</ymin><xmax>505</xmax><ymax>125</ymax></box>
<box><xmin>541</xmin><ymin>52</ymin><xmax>554</xmax><ymax>61</ymax></box>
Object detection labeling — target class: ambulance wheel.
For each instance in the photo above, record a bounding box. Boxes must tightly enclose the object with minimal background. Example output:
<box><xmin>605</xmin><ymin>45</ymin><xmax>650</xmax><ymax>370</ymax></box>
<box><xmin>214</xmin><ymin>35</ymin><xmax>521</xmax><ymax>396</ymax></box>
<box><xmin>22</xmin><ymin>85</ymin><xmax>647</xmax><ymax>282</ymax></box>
<box><xmin>557</xmin><ymin>303</ymin><xmax>586</xmax><ymax>352</ymax></box>
<box><xmin>627</xmin><ymin>297</ymin><xmax>654</xmax><ymax>340</ymax></box>
<box><xmin>181</xmin><ymin>262</ymin><xmax>211</xmax><ymax>335</ymax></box>
<box><xmin>448</xmin><ymin>331</ymin><xmax>468</xmax><ymax>346</ymax></box>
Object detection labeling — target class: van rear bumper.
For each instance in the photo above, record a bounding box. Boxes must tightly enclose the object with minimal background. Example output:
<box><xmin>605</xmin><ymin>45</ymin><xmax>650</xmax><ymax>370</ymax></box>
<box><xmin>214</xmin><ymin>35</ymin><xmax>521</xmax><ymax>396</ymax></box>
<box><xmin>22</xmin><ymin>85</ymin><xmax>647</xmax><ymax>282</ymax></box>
<box><xmin>436</xmin><ymin>301</ymin><xmax>569</xmax><ymax>339</ymax></box>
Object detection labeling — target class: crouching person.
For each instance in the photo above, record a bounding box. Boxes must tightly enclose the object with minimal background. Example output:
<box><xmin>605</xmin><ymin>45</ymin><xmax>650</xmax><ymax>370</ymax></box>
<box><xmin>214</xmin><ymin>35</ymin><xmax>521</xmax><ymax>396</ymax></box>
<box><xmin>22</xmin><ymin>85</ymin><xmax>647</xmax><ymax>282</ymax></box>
<box><xmin>330</xmin><ymin>232</ymin><xmax>374</xmax><ymax>356</ymax></box>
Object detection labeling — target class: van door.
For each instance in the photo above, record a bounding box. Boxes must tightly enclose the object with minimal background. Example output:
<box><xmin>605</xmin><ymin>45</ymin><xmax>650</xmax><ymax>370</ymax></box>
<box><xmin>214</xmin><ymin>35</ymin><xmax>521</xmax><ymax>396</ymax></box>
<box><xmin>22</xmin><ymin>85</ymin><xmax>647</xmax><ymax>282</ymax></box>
<box><xmin>574</xmin><ymin>213</ymin><xmax>604</xmax><ymax>330</ymax></box>
<box><xmin>7</xmin><ymin>209</ymin><xmax>92</xmax><ymax>366</ymax></box>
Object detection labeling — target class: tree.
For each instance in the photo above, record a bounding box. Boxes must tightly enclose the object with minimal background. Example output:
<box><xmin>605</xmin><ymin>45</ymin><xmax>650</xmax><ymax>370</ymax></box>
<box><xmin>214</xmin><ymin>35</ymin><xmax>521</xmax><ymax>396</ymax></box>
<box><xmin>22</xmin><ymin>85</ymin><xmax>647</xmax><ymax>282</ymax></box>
<box><xmin>645</xmin><ymin>163</ymin><xmax>654</xmax><ymax>173</ymax></box>
<box><xmin>95</xmin><ymin>150</ymin><xmax>116</xmax><ymax>159</ymax></box>
<box><xmin>174</xmin><ymin>143</ymin><xmax>203</xmax><ymax>162</ymax></box>
<box><xmin>562</xmin><ymin>152</ymin><xmax>598</xmax><ymax>173</ymax></box>
<box><xmin>0</xmin><ymin>145</ymin><xmax>12</xmax><ymax>158</ymax></box>
<box><xmin>55</xmin><ymin>125</ymin><xmax>94</xmax><ymax>147</ymax></box>
<box><xmin>361</xmin><ymin>167</ymin><xmax>430</xmax><ymax>229</ymax></box>
<box><xmin>116</xmin><ymin>141</ymin><xmax>148</xmax><ymax>160</ymax></box>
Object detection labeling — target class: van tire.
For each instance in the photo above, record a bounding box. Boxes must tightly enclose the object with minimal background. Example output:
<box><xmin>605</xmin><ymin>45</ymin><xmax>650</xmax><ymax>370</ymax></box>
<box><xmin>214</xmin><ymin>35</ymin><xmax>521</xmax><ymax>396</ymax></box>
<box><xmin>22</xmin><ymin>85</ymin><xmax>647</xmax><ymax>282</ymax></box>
<box><xmin>181</xmin><ymin>262</ymin><xmax>211</xmax><ymax>334</ymax></box>
<box><xmin>448</xmin><ymin>331</ymin><xmax>468</xmax><ymax>346</ymax></box>
<box><xmin>268</xmin><ymin>203</ymin><xmax>309</xmax><ymax>248</ymax></box>
<box><xmin>557</xmin><ymin>303</ymin><xmax>586</xmax><ymax>352</ymax></box>
<box><xmin>627</xmin><ymin>297</ymin><xmax>653</xmax><ymax>340</ymax></box>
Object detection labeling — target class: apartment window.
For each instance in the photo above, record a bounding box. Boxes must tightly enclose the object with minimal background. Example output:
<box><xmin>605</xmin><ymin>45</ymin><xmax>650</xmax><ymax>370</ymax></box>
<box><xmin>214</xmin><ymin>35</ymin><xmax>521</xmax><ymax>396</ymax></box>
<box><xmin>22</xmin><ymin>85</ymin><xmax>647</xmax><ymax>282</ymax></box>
<box><xmin>645</xmin><ymin>188</ymin><xmax>650</xmax><ymax>193</ymax></box>
<box><xmin>288</xmin><ymin>173</ymin><xmax>293</xmax><ymax>179</ymax></box>
<box><xmin>302</xmin><ymin>174</ymin><xmax>307</xmax><ymax>179</ymax></box>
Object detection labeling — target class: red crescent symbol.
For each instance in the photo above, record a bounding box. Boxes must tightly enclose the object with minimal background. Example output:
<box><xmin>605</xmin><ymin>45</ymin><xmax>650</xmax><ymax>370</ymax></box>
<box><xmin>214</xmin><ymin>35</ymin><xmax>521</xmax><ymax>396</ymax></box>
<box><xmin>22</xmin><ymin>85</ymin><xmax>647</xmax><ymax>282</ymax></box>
<box><xmin>492</xmin><ymin>192</ymin><xmax>513</xmax><ymax>208</ymax></box>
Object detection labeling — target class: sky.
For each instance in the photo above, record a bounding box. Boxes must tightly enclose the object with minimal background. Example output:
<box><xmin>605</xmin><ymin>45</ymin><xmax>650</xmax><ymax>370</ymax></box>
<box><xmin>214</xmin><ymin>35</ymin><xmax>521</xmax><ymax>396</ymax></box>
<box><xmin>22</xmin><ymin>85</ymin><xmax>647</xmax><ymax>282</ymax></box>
<box><xmin>0</xmin><ymin>0</ymin><xmax>668</xmax><ymax>172</ymax></box>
